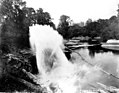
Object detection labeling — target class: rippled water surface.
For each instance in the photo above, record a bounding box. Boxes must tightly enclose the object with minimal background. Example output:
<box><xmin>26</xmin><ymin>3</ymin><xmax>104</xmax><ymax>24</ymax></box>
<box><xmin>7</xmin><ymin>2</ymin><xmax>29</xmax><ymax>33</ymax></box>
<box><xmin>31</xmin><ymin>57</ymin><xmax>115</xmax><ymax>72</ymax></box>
<box><xmin>71</xmin><ymin>47</ymin><xmax>119</xmax><ymax>88</ymax></box>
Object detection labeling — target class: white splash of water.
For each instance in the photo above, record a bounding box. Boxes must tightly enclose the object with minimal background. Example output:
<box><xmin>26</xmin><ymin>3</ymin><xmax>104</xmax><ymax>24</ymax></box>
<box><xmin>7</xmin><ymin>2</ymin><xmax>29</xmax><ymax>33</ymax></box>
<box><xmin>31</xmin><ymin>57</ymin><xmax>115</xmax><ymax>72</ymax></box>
<box><xmin>29</xmin><ymin>24</ymin><xmax>108</xmax><ymax>93</ymax></box>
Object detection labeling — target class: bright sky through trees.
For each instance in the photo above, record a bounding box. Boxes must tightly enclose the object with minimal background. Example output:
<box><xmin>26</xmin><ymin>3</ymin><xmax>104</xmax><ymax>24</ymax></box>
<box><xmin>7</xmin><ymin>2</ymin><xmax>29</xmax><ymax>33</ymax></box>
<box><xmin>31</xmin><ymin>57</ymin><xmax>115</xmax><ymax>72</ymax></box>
<box><xmin>24</xmin><ymin>0</ymin><xmax>119</xmax><ymax>26</ymax></box>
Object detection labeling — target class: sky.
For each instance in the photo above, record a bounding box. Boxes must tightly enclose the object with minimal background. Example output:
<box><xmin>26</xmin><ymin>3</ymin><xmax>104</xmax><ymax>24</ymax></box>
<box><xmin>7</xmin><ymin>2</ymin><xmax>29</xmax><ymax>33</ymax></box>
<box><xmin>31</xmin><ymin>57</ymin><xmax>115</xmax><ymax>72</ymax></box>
<box><xmin>24</xmin><ymin>0</ymin><xmax>119</xmax><ymax>26</ymax></box>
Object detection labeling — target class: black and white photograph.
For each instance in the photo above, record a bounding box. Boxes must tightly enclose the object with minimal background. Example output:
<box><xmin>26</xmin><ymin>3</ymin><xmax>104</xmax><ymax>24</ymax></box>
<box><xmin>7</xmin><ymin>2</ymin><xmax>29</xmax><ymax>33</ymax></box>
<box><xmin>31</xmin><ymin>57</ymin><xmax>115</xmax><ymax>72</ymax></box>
<box><xmin>0</xmin><ymin>0</ymin><xmax>119</xmax><ymax>92</ymax></box>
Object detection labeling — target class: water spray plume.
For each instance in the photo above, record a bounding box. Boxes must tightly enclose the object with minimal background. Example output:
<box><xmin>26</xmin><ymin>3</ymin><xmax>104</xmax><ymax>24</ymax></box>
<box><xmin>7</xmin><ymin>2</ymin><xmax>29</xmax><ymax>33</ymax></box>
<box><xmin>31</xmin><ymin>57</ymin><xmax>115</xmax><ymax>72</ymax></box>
<box><xmin>29</xmin><ymin>24</ymin><xmax>119</xmax><ymax>93</ymax></box>
<box><xmin>29</xmin><ymin>24</ymin><xmax>71</xmax><ymax>75</ymax></box>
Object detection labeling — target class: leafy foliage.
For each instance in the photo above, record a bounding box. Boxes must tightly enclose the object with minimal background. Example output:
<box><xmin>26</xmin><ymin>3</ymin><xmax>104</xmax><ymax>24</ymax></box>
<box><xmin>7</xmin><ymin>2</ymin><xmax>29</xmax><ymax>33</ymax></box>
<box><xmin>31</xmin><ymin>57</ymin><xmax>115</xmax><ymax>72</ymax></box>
<box><xmin>57</xmin><ymin>14</ymin><xmax>119</xmax><ymax>41</ymax></box>
<box><xmin>0</xmin><ymin>0</ymin><xmax>56</xmax><ymax>53</ymax></box>
<box><xmin>57</xmin><ymin>15</ymin><xmax>71</xmax><ymax>39</ymax></box>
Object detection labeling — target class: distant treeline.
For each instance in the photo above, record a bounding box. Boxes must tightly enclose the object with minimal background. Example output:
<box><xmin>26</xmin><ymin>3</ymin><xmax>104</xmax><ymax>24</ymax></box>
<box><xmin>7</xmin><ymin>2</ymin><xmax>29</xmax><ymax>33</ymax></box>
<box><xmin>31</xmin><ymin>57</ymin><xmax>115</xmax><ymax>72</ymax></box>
<box><xmin>57</xmin><ymin>15</ymin><xmax>119</xmax><ymax>42</ymax></box>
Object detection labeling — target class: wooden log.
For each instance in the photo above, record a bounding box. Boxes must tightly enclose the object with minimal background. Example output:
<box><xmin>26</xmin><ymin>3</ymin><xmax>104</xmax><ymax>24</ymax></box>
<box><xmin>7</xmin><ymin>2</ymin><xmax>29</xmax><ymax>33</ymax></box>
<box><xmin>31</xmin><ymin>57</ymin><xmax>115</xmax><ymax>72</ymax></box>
<box><xmin>6</xmin><ymin>73</ymin><xmax>42</xmax><ymax>92</ymax></box>
<box><xmin>22</xmin><ymin>69</ymin><xmax>38</xmax><ymax>84</ymax></box>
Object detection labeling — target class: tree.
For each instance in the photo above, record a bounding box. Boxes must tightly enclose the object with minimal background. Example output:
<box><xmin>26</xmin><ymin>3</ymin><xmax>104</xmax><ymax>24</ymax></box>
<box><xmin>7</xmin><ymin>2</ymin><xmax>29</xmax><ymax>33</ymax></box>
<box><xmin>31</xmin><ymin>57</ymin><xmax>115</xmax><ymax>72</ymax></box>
<box><xmin>0</xmin><ymin>0</ymin><xmax>27</xmax><ymax>31</ymax></box>
<box><xmin>67</xmin><ymin>24</ymin><xmax>83</xmax><ymax>38</ymax></box>
<box><xmin>0</xmin><ymin>0</ymin><xmax>26</xmax><ymax>22</ymax></box>
<box><xmin>22</xmin><ymin>7</ymin><xmax>36</xmax><ymax>27</ymax></box>
<box><xmin>36</xmin><ymin>8</ymin><xmax>56</xmax><ymax>29</ymax></box>
<box><xmin>85</xmin><ymin>21</ymin><xmax>101</xmax><ymax>38</ymax></box>
<box><xmin>0</xmin><ymin>0</ymin><xmax>29</xmax><ymax>52</ymax></box>
<box><xmin>0</xmin><ymin>0</ymin><xmax>56</xmax><ymax>52</ymax></box>
<box><xmin>99</xmin><ymin>16</ymin><xmax>119</xmax><ymax>41</ymax></box>
<box><xmin>86</xmin><ymin>18</ymin><xmax>92</xmax><ymax>25</ymax></box>
<box><xmin>57</xmin><ymin>15</ymin><xmax>72</xmax><ymax>39</ymax></box>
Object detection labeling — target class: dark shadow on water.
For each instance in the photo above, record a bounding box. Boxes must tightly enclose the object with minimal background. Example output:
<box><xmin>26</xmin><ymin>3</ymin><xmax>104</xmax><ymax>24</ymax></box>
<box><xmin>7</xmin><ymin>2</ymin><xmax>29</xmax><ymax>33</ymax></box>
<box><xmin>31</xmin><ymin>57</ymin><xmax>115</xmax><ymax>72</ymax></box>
<box><xmin>88</xmin><ymin>46</ymin><xmax>119</xmax><ymax>57</ymax></box>
<box><xmin>110</xmin><ymin>50</ymin><xmax>119</xmax><ymax>55</ymax></box>
<box><xmin>88</xmin><ymin>46</ymin><xmax>108</xmax><ymax>58</ymax></box>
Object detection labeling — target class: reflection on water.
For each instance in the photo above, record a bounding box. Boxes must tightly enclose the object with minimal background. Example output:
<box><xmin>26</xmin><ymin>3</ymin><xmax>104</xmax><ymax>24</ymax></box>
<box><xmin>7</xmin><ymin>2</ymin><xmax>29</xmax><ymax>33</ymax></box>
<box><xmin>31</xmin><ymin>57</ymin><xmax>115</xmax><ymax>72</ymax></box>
<box><xmin>72</xmin><ymin>47</ymin><xmax>119</xmax><ymax>88</ymax></box>
<box><xmin>88</xmin><ymin>46</ymin><xmax>119</xmax><ymax>57</ymax></box>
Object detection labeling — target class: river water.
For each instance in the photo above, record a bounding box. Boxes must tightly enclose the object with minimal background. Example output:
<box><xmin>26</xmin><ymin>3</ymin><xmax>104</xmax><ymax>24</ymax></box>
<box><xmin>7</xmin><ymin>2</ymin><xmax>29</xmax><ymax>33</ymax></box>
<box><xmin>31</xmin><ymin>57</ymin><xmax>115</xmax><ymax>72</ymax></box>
<box><xmin>71</xmin><ymin>47</ymin><xmax>119</xmax><ymax>88</ymax></box>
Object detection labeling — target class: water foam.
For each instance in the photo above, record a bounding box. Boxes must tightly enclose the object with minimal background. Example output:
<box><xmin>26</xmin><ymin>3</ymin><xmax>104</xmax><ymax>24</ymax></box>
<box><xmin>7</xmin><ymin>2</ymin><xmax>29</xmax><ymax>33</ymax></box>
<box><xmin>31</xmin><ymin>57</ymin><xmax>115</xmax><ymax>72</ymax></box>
<box><xmin>29</xmin><ymin>24</ymin><xmax>119</xmax><ymax>93</ymax></box>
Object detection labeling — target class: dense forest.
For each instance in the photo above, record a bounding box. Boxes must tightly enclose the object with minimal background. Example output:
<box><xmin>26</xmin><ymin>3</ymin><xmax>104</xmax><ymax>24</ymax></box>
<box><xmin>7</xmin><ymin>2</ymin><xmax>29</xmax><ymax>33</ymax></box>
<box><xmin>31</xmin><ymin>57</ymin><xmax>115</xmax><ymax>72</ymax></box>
<box><xmin>0</xmin><ymin>0</ymin><xmax>55</xmax><ymax>53</ymax></box>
